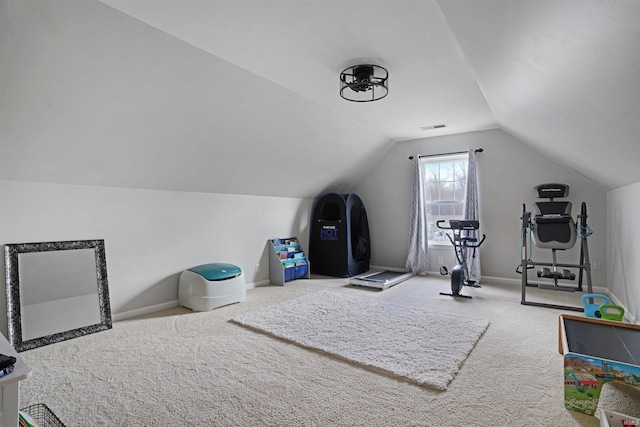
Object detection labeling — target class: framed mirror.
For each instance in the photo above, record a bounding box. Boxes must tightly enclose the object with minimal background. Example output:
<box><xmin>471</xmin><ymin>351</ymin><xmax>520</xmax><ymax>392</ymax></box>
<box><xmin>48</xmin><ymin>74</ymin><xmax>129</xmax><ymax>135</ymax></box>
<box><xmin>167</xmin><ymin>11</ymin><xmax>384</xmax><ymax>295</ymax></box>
<box><xmin>4</xmin><ymin>239</ymin><xmax>112</xmax><ymax>352</ymax></box>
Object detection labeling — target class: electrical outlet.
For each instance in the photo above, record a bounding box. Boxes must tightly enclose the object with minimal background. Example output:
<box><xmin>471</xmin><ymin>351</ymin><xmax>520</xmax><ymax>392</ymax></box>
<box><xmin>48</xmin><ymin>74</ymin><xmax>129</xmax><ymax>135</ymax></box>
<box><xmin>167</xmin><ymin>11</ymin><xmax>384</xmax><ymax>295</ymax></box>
<box><xmin>438</xmin><ymin>257</ymin><xmax>444</xmax><ymax>265</ymax></box>
<box><xmin>592</xmin><ymin>261</ymin><xmax>600</xmax><ymax>270</ymax></box>
<box><xmin>255</xmin><ymin>263</ymin><xmax>261</xmax><ymax>273</ymax></box>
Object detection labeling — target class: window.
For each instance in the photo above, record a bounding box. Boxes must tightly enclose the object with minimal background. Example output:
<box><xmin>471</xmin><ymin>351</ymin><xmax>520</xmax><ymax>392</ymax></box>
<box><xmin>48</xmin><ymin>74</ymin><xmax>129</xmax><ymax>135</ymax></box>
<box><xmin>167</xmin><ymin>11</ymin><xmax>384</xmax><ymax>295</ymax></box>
<box><xmin>422</xmin><ymin>153</ymin><xmax>468</xmax><ymax>244</ymax></box>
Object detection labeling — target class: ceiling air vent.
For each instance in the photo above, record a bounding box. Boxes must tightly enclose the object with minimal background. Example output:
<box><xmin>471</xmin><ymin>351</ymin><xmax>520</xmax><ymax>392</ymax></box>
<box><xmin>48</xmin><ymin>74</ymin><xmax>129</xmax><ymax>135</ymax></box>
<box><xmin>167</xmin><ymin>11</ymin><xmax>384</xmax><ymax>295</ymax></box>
<box><xmin>420</xmin><ymin>124</ymin><xmax>447</xmax><ymax>131</ymax></box>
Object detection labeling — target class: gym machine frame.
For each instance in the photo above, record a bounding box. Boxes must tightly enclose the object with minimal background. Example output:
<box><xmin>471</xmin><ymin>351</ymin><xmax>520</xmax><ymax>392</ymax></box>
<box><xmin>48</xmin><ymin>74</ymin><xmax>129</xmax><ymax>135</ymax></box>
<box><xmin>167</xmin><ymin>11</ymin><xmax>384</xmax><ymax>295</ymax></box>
<box><xmin>520</xmin><ymin>202</ymin><xmax>593</xmax><ymax>311</ymax></box>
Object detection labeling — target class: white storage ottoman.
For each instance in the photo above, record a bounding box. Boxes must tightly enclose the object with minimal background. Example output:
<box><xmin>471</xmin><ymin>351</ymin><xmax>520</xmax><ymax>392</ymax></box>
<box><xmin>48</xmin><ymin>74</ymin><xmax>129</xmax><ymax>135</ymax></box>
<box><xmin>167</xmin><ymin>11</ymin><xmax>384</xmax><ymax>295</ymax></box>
<box><xmin>179</xmin><ymin>263</ymin><xmax>245</xmax><ymax>311</ymax></box>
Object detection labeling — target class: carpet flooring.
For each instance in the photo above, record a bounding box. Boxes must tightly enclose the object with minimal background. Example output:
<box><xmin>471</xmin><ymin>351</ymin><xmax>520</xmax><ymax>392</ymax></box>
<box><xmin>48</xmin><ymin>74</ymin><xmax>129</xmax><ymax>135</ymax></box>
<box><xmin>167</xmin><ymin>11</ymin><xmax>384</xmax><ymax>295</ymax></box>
<box><xmin>17</xmin><ymin>275</ymin><xmax>640</xmax><ymax>426</ymax></box>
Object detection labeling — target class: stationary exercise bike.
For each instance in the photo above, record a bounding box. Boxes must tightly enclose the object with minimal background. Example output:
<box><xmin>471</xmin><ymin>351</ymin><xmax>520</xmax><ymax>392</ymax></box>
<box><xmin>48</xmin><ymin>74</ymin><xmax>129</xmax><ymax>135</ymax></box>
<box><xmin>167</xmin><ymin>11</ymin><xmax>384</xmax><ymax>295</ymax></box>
<box><xmin>437</xmin><ymin>220</ymin><xmax>486</xmax><ymax>298</ymax></box>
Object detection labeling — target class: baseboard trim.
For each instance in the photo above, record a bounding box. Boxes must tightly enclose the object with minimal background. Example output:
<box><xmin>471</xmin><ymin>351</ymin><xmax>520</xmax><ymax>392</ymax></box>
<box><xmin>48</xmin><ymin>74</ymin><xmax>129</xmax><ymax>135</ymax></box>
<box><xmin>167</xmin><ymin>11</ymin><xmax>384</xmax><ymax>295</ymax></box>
<box><xmin>112</xmin><ymin>301</ymin><xmax>179</xmax><ymax>322</ymax></box>
<box><xmin>112</xmin><ymin>273</ymin><xmax>636</xmax><ymax>324</ymax></box>
<box><xmin>113</xmin><ymin>281</ymin><xmax>268</xmax><ymax>321</ymax></box>
<box><xmin>251</xmin><ymin>279</ymin><xmax>271</xmax><ymax>288</ymax></box>
<box><xmin>369</xmin><ymin>265</ymin><xmax>411</xmax><ymax>273</ymax></box>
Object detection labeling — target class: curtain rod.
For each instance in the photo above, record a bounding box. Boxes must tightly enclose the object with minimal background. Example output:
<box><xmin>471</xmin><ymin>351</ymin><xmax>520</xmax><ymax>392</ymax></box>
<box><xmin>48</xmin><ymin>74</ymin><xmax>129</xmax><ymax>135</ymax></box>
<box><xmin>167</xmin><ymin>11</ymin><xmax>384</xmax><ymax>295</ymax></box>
<box><xmin>408</xmin><ymin>148</ymin><xmax>483</xmax><ymax>160</ymax></box>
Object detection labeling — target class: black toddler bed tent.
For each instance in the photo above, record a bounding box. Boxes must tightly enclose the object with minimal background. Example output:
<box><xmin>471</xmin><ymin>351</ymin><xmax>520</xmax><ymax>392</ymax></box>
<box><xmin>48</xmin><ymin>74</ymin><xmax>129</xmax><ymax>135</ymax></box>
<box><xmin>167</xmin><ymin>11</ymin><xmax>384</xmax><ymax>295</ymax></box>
<box><xmin>309</xmin><ymin>193</ymin><xmax>370</xmax><ymax>277</ymax></box>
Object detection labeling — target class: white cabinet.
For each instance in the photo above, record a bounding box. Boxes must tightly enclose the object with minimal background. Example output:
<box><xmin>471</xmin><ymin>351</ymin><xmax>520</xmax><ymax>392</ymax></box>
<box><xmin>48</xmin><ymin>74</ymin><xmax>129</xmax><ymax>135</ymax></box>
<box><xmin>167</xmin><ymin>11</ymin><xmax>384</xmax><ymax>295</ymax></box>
<box><xmin>0</xmin><ymin>334</ymin><xmax>31</xmax><ymax>427</ymax></box>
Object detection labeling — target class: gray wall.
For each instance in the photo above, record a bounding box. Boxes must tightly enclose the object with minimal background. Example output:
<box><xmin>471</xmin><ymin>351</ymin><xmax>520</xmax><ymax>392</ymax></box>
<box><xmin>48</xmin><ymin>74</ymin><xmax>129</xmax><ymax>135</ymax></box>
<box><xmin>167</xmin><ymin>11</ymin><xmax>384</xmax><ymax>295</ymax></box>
<box><xmin>0</xmin><ymin>180</ymin><xmax>313</xmax><ymax>335</ymax></box>
<box><xmin>607</xmin><ymin>182</ymin><xmax>640</xmax><ymax>323</ymax></box>
<box><xmin>1</xmin><ymin>1</ymin><xmax>635</xmax><ymax>332</ymax></box>
<box><xmin>351</xmin><ymin>128</ymin><xmax>607</xmax><ymax>287</ymax></box>
<box><xmin>0</xmin><ymin>0</ymin><xmax>389</xmax><ymax>199</ymax></box>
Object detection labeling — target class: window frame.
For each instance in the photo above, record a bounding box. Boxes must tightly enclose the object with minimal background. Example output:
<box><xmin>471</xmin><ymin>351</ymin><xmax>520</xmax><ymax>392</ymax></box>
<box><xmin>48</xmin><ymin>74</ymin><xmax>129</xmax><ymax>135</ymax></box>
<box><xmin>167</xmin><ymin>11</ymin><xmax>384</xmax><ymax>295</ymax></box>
<box><xmin>421</xmin><ymin>152</ymin><xmax>469</xmax><ymax>246</ymax></box>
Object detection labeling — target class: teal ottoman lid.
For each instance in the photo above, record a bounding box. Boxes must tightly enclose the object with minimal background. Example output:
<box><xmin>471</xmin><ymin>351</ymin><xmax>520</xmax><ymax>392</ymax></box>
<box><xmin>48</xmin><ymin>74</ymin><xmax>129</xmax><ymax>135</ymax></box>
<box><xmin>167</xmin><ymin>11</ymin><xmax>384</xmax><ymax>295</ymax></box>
<box><xmin>188</xmin><ymin>263</ymin><xmax>242</xmax><ymax>281</ymax></box>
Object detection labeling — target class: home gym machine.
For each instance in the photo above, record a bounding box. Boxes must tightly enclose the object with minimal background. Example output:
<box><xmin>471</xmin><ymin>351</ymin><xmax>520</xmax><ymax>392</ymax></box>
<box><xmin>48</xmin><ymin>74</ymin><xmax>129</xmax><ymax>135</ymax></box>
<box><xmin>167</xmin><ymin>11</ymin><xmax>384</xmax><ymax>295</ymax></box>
<box><xmin>437</xmin><ymin>220</ymin><xmax>486</xmax><ymax>298</ymax></box>
<box><xmin>518</xmin><ymin>183</ymin><xmax>593</xmax><ymax>311</ymax></box>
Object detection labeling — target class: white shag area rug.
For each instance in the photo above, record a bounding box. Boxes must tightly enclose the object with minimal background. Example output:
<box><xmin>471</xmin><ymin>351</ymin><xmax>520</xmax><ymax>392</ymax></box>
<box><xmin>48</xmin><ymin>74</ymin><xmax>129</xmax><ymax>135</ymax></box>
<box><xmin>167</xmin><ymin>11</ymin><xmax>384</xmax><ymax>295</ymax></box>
<box><xmin>231</xmin><ymin>290</ymin><xmax>489</xmax><ymax>390</ymax></box>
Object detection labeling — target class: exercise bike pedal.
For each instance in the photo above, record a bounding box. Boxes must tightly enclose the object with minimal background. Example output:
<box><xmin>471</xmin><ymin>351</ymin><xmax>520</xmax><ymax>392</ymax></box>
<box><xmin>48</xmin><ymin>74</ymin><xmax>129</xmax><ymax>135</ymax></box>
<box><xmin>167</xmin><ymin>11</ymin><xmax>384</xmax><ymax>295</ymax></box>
<box><xmin>439</xmin><ymin>266</ymin><xmax>449</xmax><ymax>275</ymax></box>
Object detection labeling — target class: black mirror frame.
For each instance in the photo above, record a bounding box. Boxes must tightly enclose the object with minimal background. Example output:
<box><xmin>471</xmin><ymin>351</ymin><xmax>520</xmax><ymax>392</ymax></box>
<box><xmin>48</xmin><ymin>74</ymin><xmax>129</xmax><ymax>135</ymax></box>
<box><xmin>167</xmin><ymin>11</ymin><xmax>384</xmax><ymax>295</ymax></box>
<box><xmin>4</xmin><ymin>239</ymin><xmax>112</xmax><ymax>352</ymax></box>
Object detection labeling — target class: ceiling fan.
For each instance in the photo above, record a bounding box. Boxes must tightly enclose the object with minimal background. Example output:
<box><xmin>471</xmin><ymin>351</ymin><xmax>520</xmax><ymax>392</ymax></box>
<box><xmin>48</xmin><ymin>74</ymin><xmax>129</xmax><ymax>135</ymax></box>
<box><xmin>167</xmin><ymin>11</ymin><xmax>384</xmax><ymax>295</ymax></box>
<box><xmin>339</xmin><ymin>64</ymin><xmax>389</xmax><ymax>102</ymax></box>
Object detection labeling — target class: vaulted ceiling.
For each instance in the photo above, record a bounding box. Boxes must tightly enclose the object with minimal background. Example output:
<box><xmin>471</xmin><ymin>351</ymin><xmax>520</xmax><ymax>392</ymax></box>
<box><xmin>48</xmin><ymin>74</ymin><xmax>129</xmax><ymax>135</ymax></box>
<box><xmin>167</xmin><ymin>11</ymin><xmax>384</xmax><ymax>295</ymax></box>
<box><xmin>2</xmin><ymin>0</ymin><xmax>639</xmax><ymax>197</ymax></box>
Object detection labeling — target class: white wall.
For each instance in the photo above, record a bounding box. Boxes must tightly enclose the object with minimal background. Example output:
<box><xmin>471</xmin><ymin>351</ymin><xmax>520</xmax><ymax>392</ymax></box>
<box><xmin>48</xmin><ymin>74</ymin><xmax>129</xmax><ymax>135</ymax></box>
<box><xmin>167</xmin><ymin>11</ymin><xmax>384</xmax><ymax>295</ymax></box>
<box><xmin>352</xmin><ymin>129</ymin><xmax>607</xmax><ymax>287</ymax></box>
<box><xmin>0</xmin><ymin>0</ymin><xmax>389</xmax><ymax>200</ymax></box>
<box><xmin>607</xmin><ymin>182</ymin><xmax>640</xmax><ymax>323</ymax></box>
<box><xmin>0</xmin><ymin>180</ymin><xmax>313</xmax><ymax>334</ymax></box>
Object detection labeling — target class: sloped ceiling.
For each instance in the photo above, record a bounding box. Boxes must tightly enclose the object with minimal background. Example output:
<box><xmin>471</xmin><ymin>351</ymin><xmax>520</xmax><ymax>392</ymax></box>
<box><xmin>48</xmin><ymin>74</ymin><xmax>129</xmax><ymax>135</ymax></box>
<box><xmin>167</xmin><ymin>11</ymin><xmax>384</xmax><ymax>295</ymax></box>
<box><xmin>99</xmin><ymin>0</ymin><xmax>496</xmax><ymax>142</ymax></box>
<box><xmin>2</xmin><ymin>0</ymin><xmax>639</xmax><ymax>198</ymax></box>
<box><xmin>439</xmin><ymin>0</ymin><xmax>640</xmax><ymax>190</ymax></box>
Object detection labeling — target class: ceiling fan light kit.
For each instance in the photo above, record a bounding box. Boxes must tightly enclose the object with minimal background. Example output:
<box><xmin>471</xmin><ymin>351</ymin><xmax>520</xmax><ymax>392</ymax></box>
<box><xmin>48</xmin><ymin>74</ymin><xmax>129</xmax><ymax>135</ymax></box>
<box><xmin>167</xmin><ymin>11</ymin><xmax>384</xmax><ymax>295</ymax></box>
<box><xmin>339</xmin><ymin>64</ymin><xmax>389</xmax><ymax>102</ymax></box>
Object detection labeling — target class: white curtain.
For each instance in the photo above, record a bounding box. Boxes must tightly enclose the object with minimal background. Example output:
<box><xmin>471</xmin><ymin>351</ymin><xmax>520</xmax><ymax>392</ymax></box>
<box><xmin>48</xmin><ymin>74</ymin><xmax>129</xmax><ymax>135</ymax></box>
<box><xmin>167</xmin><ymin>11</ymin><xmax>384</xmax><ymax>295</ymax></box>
<box><xmin>463</xmin><ymin>148</ymin><xmax>481</xmax><ymax>282</ymax></box>
<box><xmin>406</xmin><ymin>156</ymin><xmax>429</xmax><ymax>275</ymax></box>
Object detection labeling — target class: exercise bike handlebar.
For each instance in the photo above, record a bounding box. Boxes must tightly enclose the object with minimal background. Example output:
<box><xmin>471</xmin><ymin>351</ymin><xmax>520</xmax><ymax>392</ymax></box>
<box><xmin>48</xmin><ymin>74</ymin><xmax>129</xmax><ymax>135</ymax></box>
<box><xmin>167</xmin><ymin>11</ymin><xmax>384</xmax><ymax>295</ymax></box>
<box><xmin>436</xmin><ymin>220</ymin><xmax>452</xmax><ymax>230</ymax></box>
<box><xmin>436</xmin><ymin>219</ymin><xmax>481</xmax><ymax>231</ymax></box>
<box><xmin>467</xmin><ymin>234</ymin><xmax>486</xmax><ymax>248</ymax></box>
<box><xmin>436</xmin><ymin>220</ymin><xmax>486</xmax><ymax>248</ymax></box>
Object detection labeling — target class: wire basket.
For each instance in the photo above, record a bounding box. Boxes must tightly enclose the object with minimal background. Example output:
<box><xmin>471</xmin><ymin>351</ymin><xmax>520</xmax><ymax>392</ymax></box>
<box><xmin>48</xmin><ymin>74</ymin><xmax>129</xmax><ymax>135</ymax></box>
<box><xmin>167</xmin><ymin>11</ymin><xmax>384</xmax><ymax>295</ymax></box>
<box><xmin>20</xmin><ymin>403</ymin><xmax>66</xmax><ymax>427</ymax></box>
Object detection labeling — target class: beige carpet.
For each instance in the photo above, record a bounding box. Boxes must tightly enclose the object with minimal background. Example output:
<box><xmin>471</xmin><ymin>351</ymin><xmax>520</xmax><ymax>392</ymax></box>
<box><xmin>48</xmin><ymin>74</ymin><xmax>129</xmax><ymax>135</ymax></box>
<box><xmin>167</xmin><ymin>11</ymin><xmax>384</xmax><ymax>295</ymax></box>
<box><xmin>18</xmin><ymin>275</ymin><xmax>640</xmax><ymax>426</ymax></box>
<box><xmin>232</xmin><ymin>290</ymin><xmax>489</xmax><ymax>391</ymax></box>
